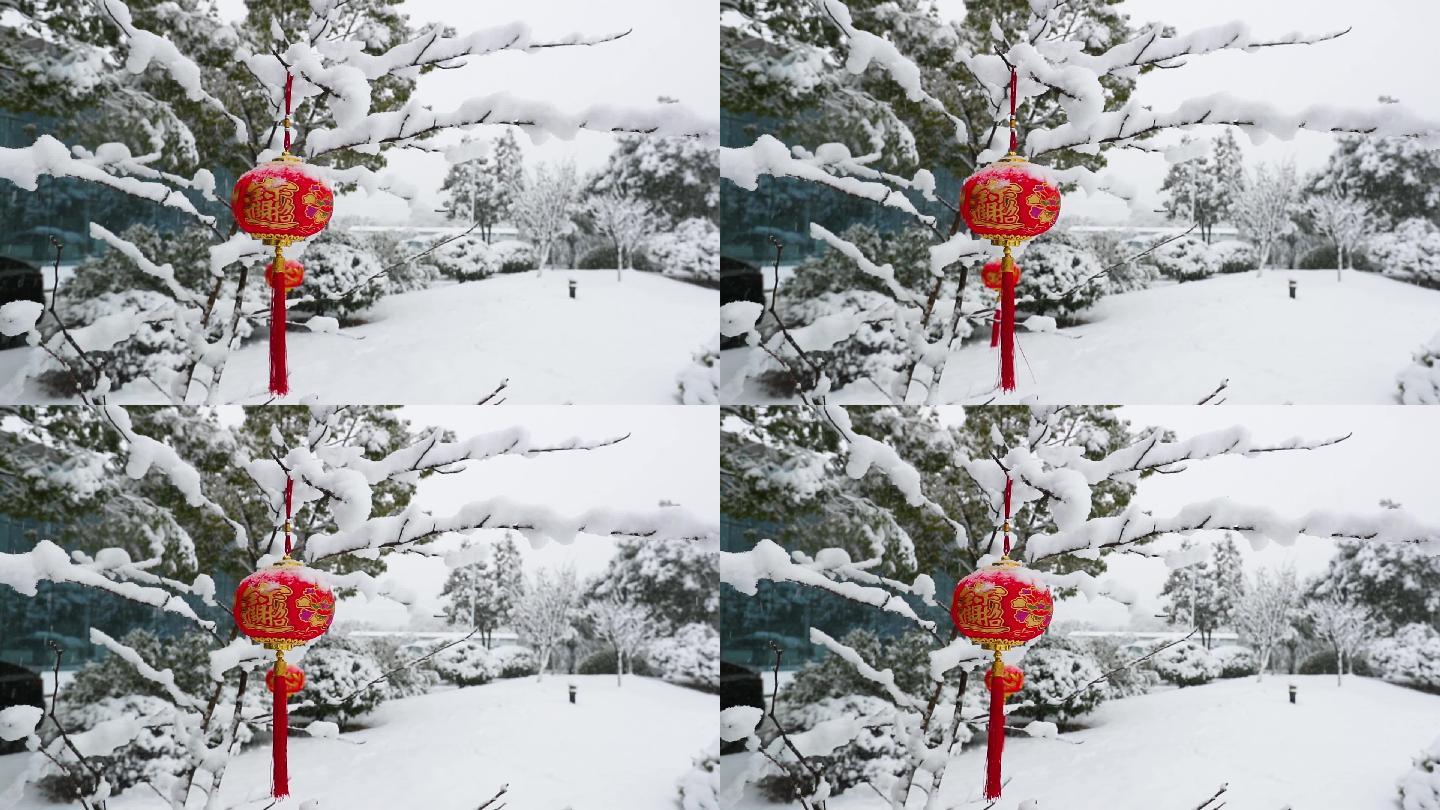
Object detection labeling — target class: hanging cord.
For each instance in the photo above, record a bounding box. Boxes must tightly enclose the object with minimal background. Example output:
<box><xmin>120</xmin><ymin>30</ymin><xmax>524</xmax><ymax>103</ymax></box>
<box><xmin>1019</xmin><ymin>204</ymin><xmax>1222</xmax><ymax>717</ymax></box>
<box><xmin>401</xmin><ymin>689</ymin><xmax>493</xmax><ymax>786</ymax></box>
<box><xmin>1008</xmin><ymin>67</ymin><xmax>1018</xmax><ymax>154</ymax></box>
<box><xmin>1001</xmin><ymin>475</ymin><xmax>1013</xmax><ymax>556</ymax></box>
<box><xmin>282</xmin><ymin>71</ymin><xmax>294</xmax><ymax>154</ymax></box>
<box><xmin>283</xmin><ymin>475</ymin><xmax>294</xmax><ymax>556</ymax></box>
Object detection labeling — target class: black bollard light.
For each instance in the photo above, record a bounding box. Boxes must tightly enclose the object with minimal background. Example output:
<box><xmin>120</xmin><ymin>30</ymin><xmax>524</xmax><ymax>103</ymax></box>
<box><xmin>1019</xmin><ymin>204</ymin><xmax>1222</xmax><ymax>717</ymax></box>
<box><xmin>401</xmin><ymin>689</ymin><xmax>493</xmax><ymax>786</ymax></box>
<box><xmin>569</xmin><ymin>683</ymin><xmax>577</xmax><ymax>704</ymax></box>
<box><xmin>1288</xmin><ymin>684</ymin><xmax>1297</xmax><ymax>704</ymax></box>
<box><xmin>568</xmin><ymin>279</ymin><xmax>577</xmax><ymax>299</ymax></box>
<box><xmin>1288</xmin><ymin>279</ymin><xmax>1297</xmax><ymax>299</ymax></box>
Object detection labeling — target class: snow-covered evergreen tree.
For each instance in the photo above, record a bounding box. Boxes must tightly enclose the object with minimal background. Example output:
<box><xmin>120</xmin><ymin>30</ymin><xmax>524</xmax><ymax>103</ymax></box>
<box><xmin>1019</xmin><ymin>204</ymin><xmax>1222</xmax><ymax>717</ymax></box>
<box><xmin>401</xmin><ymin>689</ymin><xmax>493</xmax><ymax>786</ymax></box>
<box><xmin>1160</xmin><ymin>130</ymin><xmax>1246</xmax><ymax>244</ymax></box>
<box><xmin>441</xmin><ymin>533</ymin><xmax>526</xmax><ymax>648</ymax></box>
<box><xmin>1160</xmin><ymin>535</ymin><xmax>1244</xmax><ymax>649</ymax></box>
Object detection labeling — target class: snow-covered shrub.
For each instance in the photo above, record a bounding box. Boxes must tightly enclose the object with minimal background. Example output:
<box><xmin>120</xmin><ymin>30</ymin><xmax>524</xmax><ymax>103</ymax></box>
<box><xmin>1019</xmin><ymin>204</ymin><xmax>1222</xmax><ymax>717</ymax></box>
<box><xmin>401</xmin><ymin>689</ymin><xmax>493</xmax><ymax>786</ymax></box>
<box><xmin>65</xmin><ymin>630</ymin><xmax>218</xmax><ymax>706</ymax></box>
<box><xmin>36</xmin><ymin>695</ymin><xmax>189</xmax><ymax>802</ymax></box>
<box><xmin>1014</xmin><ymin>641</ymin><xmax>1106</xmax><ymax>724</ymax></box>
<box><xmin>1211</xmin><ymin>240</ymin><xmax>1259</xmax><ymax>273</ymax></box>
<box><xmin>1298</xmin><ymin>649</ymin><xmax>1373</xmax><ymax>677</ymax></box>
<box><xmin>578</xmin><ymin>647</ymin><xmax>654</xmax><ymax>676</ymax></box>
<box><xmin>646</xmin><ymin>217</ymin><xmax>720</xmax><ymax>283</ymax></box>
<box><xmin>429</xmin><ymin>233</ymin><xmax>501</xmax><ymax>282</ymax></box>
<box><xmin>1014</xmin><ymin>239</ymin><xmax>1106</xmax><ymax>322</ymax></box>
<box><xmin>1153</xmin><ymin>640</ymin><xmax>1221</xmax><ymax>686</ymax></box>
<box><xmin>762</xmin><ymin>288</ymin><xmax>906</xmax><ymax>395</ymax></box>
<box><xmin>349</xmin><ymin>635</ymin><xmax>435</xmax><ymax>699</ymax></box>
<box><xmin>758</xmin><ymin>694</ymin><xmax>912</xmax><ymax>801</ymax></box>
<box><xmin>491</xmin><ymin>240</ymin><xmax>537</xmax><ymax>273</ymax></box>
<box><xmin>1211</xmin><ymin>645</ymin><xmax>1258</xmax><ymax>679</ymax></box>
<box><xmin>785</xmin><ymin>630</ymin><xmax>935</xmax><ymax>706</ymax></box>
<box><xmin>1150</xmin><ymin>235</ymin><xmax>1220</xmax><ymax>281</ymax></box>
<box><xmin>1071</xmin><ymin>636</ymin><xmax>1156</xmax><ymax>699</ymax></box>
<box><xmin>298</xmin><ymin>640</ymin><xmax>386</xmax><ymax>728</ymax></box>
<box><xmin>677</xmin><ymin>335</ymin><xmax>719</xmax><ymax>405</ymax></box>
<box><xmin>1369</xmin><ymin>624</ymin><xmax>1440</xmax><ymax>690</ymax></box>
<box><xmin>43</xmin><ymin>225</ymin><xmax>259</xmax><ymax>393</ymax></box>
<box><xmin>648</xmin><ymin>622</ymin><xmax>720</xmax><ymax>691</ymax></box>
<box><xmin>298</xmin><ymin>228</ymin><xmax>387</xmax><ymax>321</ymax></box>
<box><xmin>1369</xmin><ymin>218</ymin><xmax>1440</xmax><ymax>288</ymax></box>
<box><xmin>579</xmin><ymin>242</ymin><xmax>656</xmax><ymax>272</ymax></box>
<box><xmin>1398</xmin><ymin>332</ymin><xmax>1440</xmax><ymax>405</ymax></box>
<box><xmin>677</xmin><ymin>741</ymin><xmax>720</xmax><ymax>810</ymax></box>
<box><xmin>352</xmin><ymin>229</ymin><xmax>434</xmax><ymax>294</ymax></box>
<box><xmin>1399</xmin><ymin>736</ymin><xmax>1440</xmax><ymax>810</ymax></box>
<box><xmin>492</xmin><ymin>645</ymin><xmax>538</xmax><ymax>679</ymax></box>
<box><xmin>432</xmin><ymin>638</ymin><xmax>501</xmax><ymax>686</ymax></box>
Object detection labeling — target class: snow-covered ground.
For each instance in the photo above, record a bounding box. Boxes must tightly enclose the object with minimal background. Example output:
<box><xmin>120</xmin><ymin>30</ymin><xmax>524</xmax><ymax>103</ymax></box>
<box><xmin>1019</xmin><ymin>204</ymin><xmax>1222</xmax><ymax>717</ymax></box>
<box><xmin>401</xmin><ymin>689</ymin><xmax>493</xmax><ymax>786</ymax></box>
<box><xmin>0</xmin><ymin>269</ymin><xmax>716</xmax><ymax>404</ymax></box>
<box><xmin>726</xmin><ymin>674</ymin><xmax>1440</xmax><ymax>810</ymax></box>
<box><xmin>722</xmin><ymin>269</ymin><xmax>1440</xmax><ymax>404</ymax></box>
<box><xmin>0</xmin><ymin>674</ymin><xmax>715</xmax><ymax>809</ymax></box>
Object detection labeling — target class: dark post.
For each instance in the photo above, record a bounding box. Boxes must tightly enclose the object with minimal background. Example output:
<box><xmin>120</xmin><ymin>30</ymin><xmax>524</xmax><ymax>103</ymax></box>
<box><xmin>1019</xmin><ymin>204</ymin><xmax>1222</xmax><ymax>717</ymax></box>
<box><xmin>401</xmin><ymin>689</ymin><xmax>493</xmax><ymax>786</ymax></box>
<box><xmin>1288</xmin><ymin>684</ymin><xmax>1297</xmax><ymax>704</ymax></box>
<box><xmin>568</xmin><ymin>279</ymin><xmax>577</xmax><ymax>299</ymax></box>
<box><xmin>568</xmin><ymin>684</ymin><xmax>577</xmax><ymax>704</ymax></box>
<box><xmin>1288</xmin><ymin>279</ymin><xmax>1297</xmax><ymax>299</ymax></box>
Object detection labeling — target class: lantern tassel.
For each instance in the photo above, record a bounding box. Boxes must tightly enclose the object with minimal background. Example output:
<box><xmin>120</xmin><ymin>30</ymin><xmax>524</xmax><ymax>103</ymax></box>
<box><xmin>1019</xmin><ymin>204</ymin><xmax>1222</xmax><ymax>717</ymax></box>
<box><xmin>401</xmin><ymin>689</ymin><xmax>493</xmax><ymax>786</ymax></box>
<box><xmin>985</xmin><ymin>650</ymin><xmax>1007</xmax><ymax>800</ymax></box>
<box><xmin>272</xmin><ymin>651</ymin><xmax>289</xmax><ymax>798</ymax></box>
<box><xmin>989</xmin><ymin>306</ymin><xmax>1000</xmax><ymax>348</ymax></box>
<box><xmin>999</xmin><ymin>247</ymin><xmax>1017</xmax><ymax>391</ymax></box>
<box><xmin>269</xmin><ymin>246</ymin><xmax>289</xmax><ymax>396</ymax></box>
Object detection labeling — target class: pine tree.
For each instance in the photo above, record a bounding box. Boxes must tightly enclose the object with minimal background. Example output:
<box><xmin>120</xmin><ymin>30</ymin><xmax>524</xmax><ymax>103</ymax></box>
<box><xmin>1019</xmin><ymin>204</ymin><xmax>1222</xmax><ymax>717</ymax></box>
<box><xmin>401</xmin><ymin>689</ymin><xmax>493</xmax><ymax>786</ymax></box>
<box><xmin>439</xmin><ymin>533</ymin><xmax>525</xmax><ymax>647</ymax></box>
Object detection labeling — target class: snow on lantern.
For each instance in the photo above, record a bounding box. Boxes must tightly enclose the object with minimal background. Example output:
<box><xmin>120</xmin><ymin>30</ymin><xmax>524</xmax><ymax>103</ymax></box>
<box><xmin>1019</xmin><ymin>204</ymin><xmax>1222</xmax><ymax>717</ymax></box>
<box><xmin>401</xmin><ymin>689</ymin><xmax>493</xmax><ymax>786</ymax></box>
<box><xmin>233</xmin><ymin>478</ymin><xmax>333</xmax><ymax>799</ymax></box>
<box><xmin>230</xmin><ymin>71</ymin><xmax>333</xmax><ymax>396</ymax></box>
<box><xmin>950</xmin><ymin>476</ymin><xmax>1052</xmax><ymax>800</ymax></box>
<box><xmin>960</xmin><ymin>67</ymin><xmax>1061</xmax><ymax>392</ymax></box>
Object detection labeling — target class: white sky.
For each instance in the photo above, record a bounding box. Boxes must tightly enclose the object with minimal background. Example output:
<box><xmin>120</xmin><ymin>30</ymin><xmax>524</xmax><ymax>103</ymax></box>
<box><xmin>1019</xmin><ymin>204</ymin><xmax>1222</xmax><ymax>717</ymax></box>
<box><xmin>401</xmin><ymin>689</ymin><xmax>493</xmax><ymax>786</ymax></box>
<box><xmin>930</xmin><ymin>0</ymin><xmax>1440</xmax><ymax>222</ymax></box>
<box><xmin>1060</xmin><ymin>406</ymin><xmax>1440</xmax><ymax>627</ymax></box>
<box><xmin>217</xmin><ymin>0</ymin><xmax>718</xmax><ymax>224</ymax></box>
<box><xmin>338</xmin><ymin>405</ymin><xmax>719</xmax><ymax>629</ymax></box>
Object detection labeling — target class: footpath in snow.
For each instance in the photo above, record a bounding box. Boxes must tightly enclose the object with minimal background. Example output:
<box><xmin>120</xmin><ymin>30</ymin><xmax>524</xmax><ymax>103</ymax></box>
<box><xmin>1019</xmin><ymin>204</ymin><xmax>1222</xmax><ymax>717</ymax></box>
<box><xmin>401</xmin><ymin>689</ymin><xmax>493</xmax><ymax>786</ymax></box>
<box><xmin>726</xmin><ymin>674</ymin><xmax>1440</xmax><ymax>810</ymax></box>
<box><xmin>0</xmin><ymin>269</ymin><xmax>717</xmax><ymax>404</ymax></box>
<box><xmin>938</xmin><ymin>270</ymin><xmax>1440</xmax><ymax>404</ymax></box>
<box><xmin>0</xmin><ymin>674</ymin><xmax>716</xmax><ymax>810</ymax></box>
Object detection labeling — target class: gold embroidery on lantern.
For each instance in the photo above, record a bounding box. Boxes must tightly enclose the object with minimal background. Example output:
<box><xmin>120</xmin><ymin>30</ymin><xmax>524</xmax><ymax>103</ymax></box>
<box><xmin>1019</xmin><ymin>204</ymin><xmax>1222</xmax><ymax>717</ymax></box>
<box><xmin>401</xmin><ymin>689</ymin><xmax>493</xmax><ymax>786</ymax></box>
<box><xmin>240</xmin><ymin>178</ymin><xmax>300</xmax><ymax>229</ymax></box>
<box><xmin>955</xmin><ymin>584</ymin><xmax>1009</xmax><ymax>633</ymax></box>
<box><xmin>296</xmin><ymin>587</ymin><xmax>335</xmax><ymax>628</ymax></box>
<box><xmin>1026</xmin><ymin>187</ymin><xmax>1059</xmax><ymax>226</ymax></box>
<box><xmin>1011</xmin><ymin>591</ymin><xmax>1052</xmax><ymax>629</ymax></box>
<box><xmin>240</xmin><ymin>583</ymin><xmax>295</xmax><ymax>634</ymax></box>
<box><xmin>969</xmin><ymin>180</ymin><xmax>1024</xmax><ymax>231</ymax></box>
<box><xmin>301</xmin><ymin>188</ymin><xmax>332</xmax><ymax>226</ymax></box>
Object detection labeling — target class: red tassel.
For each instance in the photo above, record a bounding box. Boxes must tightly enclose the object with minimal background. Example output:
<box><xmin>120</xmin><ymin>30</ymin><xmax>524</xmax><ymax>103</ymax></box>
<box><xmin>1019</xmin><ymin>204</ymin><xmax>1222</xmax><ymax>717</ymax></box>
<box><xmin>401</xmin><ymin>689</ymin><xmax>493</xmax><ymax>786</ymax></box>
<box><xmin>273</xmin><ymin>656</ymin><xmax>289</xmax><ymax>798</ymax></box>
<box><xmin>985</xmin><ymin>653</ymin><xmax>1007</xmax><ymax>800</ymax></box>
<box><xmin>999</xmin><ymin>251</ymin><xmax>1017</xmax><ymax>392</ymax></box>
<box><xmin>989</xmin><ymin>307</ymin><xmax>1000</xmax><ymax>347</ymax></box>
<box><xmin>269</xmin><ymin>252</ymin><xmax>289</xmax><ymax>396</ymax></box>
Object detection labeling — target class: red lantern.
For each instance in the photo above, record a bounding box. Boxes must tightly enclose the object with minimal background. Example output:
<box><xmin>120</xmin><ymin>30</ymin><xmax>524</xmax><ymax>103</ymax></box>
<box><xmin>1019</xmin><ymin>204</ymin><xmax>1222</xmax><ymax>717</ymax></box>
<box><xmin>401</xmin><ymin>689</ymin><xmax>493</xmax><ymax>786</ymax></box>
<box><xmin>265</xmin><ymin>258</ymin><xmax>305</xmax><ymax>292</ymax></box>
<box><xmin>981</xmin><ymin>259</ymin><xmax>1021</xmax><ymax>291</ymax></box>
<box><xmin>230</xmin><ymin>70</ymin><xmax>335</xmax><ymax>397</ymax></box>
<box><xmin>959</xmin><ymin>67</ymin><xmax>1062</xmax><ymax>393</ymax></box>
<box><xmin>983</xmin><ymin>663</ymin><xmax>1024</xmax><ymax>698</ymax></box>
<box><xmin>950</xmin><ymin>475</ymin><xmax>1052</xmax><ymax>800</ymax></box>
<box><xmin>265</xmin><ymin>662</ymin><xmax>305</xmax><ymax>694</ymax></box>
<box><xmin>235</xmin><ymin>554</ymin><xmax>334</xmax><ymax>799</ymax></box>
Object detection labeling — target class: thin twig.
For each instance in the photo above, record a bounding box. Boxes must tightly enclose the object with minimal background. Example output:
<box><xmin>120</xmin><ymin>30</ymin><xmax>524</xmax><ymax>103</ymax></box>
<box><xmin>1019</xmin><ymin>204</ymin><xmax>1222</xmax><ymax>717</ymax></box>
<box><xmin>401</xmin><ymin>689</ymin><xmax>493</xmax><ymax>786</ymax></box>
<box><xmin>333</xmin><ymin>627</ymin><xmax>483</xmax><ymax>706</ymax></box>
<box><xmin>1047</xmin><ymin>628</ymin><xmax>1199</xmax><ymax>709</ymax></box>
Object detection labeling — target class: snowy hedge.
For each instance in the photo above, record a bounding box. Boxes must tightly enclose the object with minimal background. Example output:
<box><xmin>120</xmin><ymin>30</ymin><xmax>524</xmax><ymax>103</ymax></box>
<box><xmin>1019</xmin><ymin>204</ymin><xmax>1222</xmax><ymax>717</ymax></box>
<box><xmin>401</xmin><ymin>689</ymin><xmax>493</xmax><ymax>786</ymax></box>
<box><xmin>429</xmin><ymin>233</ymin><xmax>501</xmax><ymax>282</ymax></box>
<box><xmin>677</xmin><ymin>741</ymin><xmax>720</xmax><ymax>810</ymax></box>
<box><xmin>298</xmin><ymin>641</ymin><xmax>386</xmax><ymax>727</ymax></box>
<box><xmin>298</xmin><ymin>228</ymin><xmax>388</xmax><ymax>320</ymax></box>
<box><xmin>759</xmin><ymin>694</ymin><xmax>912</xmax><ymax>801</ymax></box>
<box><xmin>677</xmin><ymin>335</ymin><xmax>719</xmax><ymax>405</ymax></box>
<box><xmin>1150</xmin><ymin>235</ymin><xmax>1220</xmax><ymax>282</ymax></box>
<box><xmin>1211</xmin><ymin>645</ymin><xmax>1259</xmax><ymax>679</ymax></box>
<box><xmin>648</xmin><ymin>622</ymin><xmax>720</xmax><ymax>691</ymax></box>
<box><xmin>646</xmin><ymin>217</ymin><xmax>719</xmax><ymax>283</ymax></box>
<box><xmin>492</xmin><ymin>240</ymin><xmax>538</xmax><ymax>274</ymax></box>
<box><xmin>1399</xmin><ymin>736</ymin><xmax>1440</xmax><ymax>810</ymax></box>
<box><xmin>1369</xmin><ymin>218</ymin><xmax>1440</xmax><ymax>288</ymax></box>
<box><xmin>432</xmin><ymin>639</ymin><xmax>501</xmax><ymax>687</ymax></box>
<box><xmin>1014</xmin><ymin>642</ymin><xmax>1107</xmax><ymax>724</ymax></box>
<box><xmin>1211</xmin><ymin>240</ymin><xmax>1259</xmax><ymax>274</ymax></box>
<box><xmin>1370</xmin><ymin>624</ymin><xmax>1440</xmax><ymax>690</ymax></box>
<box><xmin>1014</xmin><ymin>239</ymin><xmax>1106</xmax><ymax>322</ymax></box>
<box><xmin>1153</xmin><ymin>640</ymin><xmax>1221</xmax><ymax>686</ymax></box>
<box><xmin>1398</xmin><ymin>331</ymin><xmax>1440</xmax><ymax>405</ymax></box>
<box><xmin>492</xmin><ymin>645</ymin><xmax>539</xmax><ymax>679</ymax></box>
<box><xmin>36</xmin><ymin>694</ymin><xmax>192</xmax><ymax>802</ymax></box>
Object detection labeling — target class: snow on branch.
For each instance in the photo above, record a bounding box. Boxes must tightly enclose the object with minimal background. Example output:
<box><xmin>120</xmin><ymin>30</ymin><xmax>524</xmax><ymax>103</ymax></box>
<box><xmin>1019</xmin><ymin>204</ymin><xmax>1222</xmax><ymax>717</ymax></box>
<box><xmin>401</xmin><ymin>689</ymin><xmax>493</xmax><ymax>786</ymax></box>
<box><xmin>337</xmin><ymin>22</ymin><xmax>635</xmax><ymax>79</ymax></box>
<box><xmin>1026</xmin><ymin>498</ymin><xmax>1440</xmax><ymax>561</ymax></box>
<box><xmin>721</xmin><ymin>135</ymin><xmax>934</xmax><ymax>224</ymax></box>
<box><xmin>305</xmin><ymin>93</ymin><xmax>717</xmax><ymax>156</ymax></box>
<box><xmin>90</xmin><ymin>628</ymin><xmax>205</xmax><ymax>710</ymax></box>
<box><xmin>0</xmin><ymin>136</ymin><xmax>213</xmax><ymax>223</ymax></box>
<box><xmin>339</xmin><ymin>426</ymin><xmax>630</xmax><ymax>484</ymax></box>
<box><xmin>0</xmin><ymin>540</ymin><xmax>210</xmax><ymax>627</ymax></box>
<box><xmin>305</xmin><ymin>499</ymin><xmax>718</xmax><ymax>560</ymax></box>
<box><xmin>720</xmin><ymin>538</ymin><xmax>933</xmax><ymax>628</ymax></box>
<box><xmin>810</xmin><ymin>627</ymin><xmax>922</xmax><ymax>709</ymax></box>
